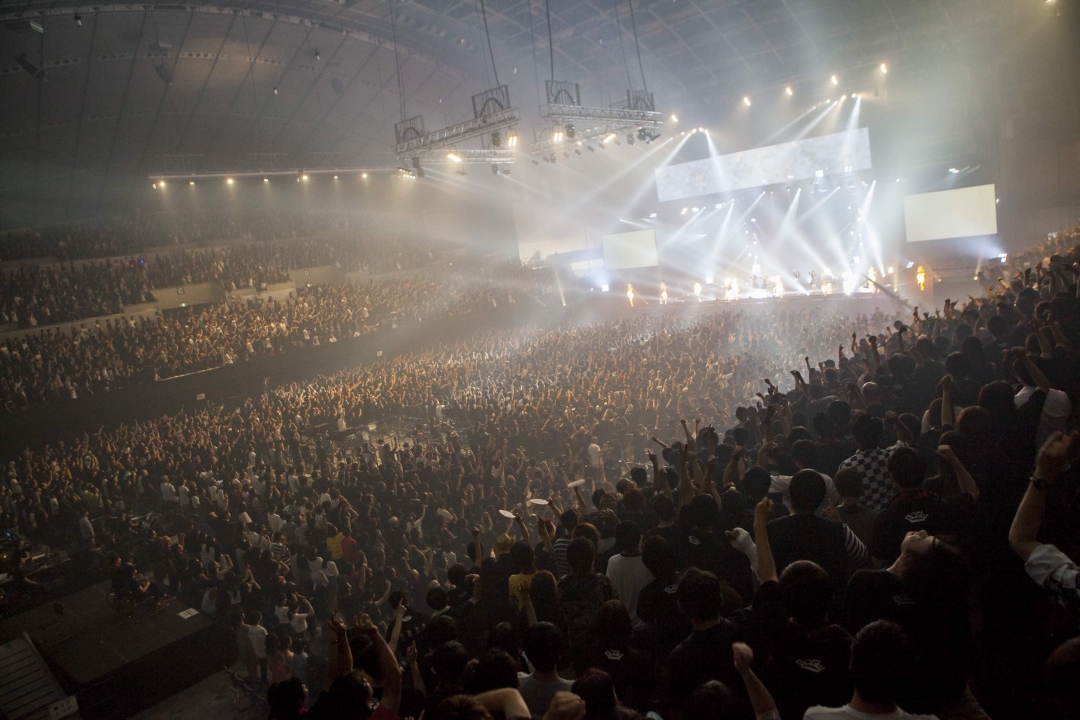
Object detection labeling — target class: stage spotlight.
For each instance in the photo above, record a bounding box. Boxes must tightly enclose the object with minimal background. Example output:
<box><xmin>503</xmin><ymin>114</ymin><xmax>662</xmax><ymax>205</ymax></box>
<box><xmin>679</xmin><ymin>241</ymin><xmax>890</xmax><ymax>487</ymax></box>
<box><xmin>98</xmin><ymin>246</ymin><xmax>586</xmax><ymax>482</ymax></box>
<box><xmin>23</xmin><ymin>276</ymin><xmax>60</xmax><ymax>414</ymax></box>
<box><xmin>626</xmin><ymin>133</ymin><xmax>635</xmax><ymax>145</ymax></box>
<box><xmin>333</xmin><ymin>175</ymin><xmax>338</xmax><ymax>180</ymax></box>
<box><xmin>692</xmin><ymin>207</ymin><xmax>700</xmax><ymax>213</ymax></box>
<box><xmin>226</xmin><ymin>178</ymin><xmax>234</xmax><ymax>185</ymax></box>
<box><xmin>743</xmin><ymin>96</ymin><xmax>751</xmax><ymax>106</ymax></box>
<box><xmin>263</xmin><ymin>178</ymin><xmax>269</xmax><ymax>183</ymax></box>
<box><xmin>506</xmin><ymin>131</ymin><xmax>518</xmax><ymax>147</ymax></box>
<box><xmin>552</xmin><ymin>129</ymin><xmax>564</xmax><ymax>143</ymax></box>
<box><xmin>887</xmin><ymin>266</ymin><xmax>895</xmax><ymax>274</ymax></box>
<box><xmin>491</xmin><ymin>130</ymin><xmax>502</xmax><ymax>148</ymax></box>
<box><xmin>74</xmin><ymin>13</ymin><xmax>83</xmax><ymax>26</ymax></box>
<box><xmin>671</xmin><ymin>114</ymin><xmax>678</xmax><ymax>122</ymax></box>
<box><xmin>637</xmin><ymin>128</ymin><xmax>648</xmax><ymax>142</ymax></box>
<box><xmin>906</xmin><ymin>261</ymin><xmax>915</xmax><ymax>269</ymax></box>
<box><xmin>706</xmin><ymin>276</ymin><xmax>714</xmax><ymax>284</ymax></box>
<box><xmin>601</xmin><ymin>284</ymin><xmax>610</xmax><ymax>292</ymax></box>
<box><xmin>564</xmin><ymin>123</ymin><xmax>576</xmax><ymax>139</ymax></box>
<box><xmin>152</xmin><ymin>183</ymin><xmax>158</xmax><ymax>190</ymax></box>
<box><xmin>273</xmin><ymin>86</ymin><xmax>279</xmax><ymax>95</ymax></box>
<box><xmin>602</xmin><ymin>132</ymin><xmax>617</xmax><ymax>144</ymax></box>
<box><xmin>649</xmin><ymin>213</ymin><xmax>657</xmax><ymax>218</ymax></box>
<box><xmin>681</xmin><ymin>208</ymin><xmax>688</xmax><ymax>215</ymax></box>
<box><xmin>189</xmin><ymin>181</ymin><xmax>195</xmax><ymax>186</ymax></box>
<box><xmin>830</xmin><ymin>74</ymin><xmax>839</xmax><ymax>85</ymax></box>
<box><xmin>362</xmin><ymin>173</ymin><xmax>368</xmax><ymax>178</ymax></box>
<box><xmin>447</xmin><ymin>149</ymin><xmax>462</xmax><ymax>163</ymax></box>
<box><xmin>948</xmin><ymin>167</ymin><xmax>959</xmax><ymax>174</ymax></box>
<box><xmin>785</xmin><ymin>86</ymin><xmax>793</xmax><ymax>96</ymax></box>
<box><xmin>880</xmin><ymin>63</ymin><xmax>888</xmax><ymax>74</ymax></box>
<box><xmin>302</xmin><ymin>174</ymin><xmax>310</xmax><ymax>181</ymax></box>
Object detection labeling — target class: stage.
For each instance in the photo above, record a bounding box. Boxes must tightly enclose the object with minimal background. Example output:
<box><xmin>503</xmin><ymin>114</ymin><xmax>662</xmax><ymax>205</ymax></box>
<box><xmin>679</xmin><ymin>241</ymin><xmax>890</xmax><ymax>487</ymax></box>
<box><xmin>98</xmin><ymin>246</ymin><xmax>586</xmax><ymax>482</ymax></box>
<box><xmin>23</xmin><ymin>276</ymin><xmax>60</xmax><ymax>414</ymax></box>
<box><xmin>0</xmin><ymin>581</ymin><xmax>232</xmax><ymax>720</ymax></box>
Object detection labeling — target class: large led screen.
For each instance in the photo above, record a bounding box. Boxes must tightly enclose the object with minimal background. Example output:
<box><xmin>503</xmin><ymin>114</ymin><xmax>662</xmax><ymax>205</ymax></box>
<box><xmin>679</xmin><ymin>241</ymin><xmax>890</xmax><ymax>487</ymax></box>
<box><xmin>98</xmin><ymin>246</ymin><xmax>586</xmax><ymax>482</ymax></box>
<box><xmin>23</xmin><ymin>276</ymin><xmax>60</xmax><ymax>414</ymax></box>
<box><xmin>655</xmin><ymin>127</ymin><xmax>872</xmax><ymax>202</ymax></box>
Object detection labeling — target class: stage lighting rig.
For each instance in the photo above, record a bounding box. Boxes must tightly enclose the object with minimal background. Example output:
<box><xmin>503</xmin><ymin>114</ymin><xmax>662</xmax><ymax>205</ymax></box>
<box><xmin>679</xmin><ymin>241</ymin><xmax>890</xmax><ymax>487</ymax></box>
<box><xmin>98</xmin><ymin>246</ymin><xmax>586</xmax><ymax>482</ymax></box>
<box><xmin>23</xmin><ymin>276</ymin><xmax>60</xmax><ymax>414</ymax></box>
<box><xmin>530</xmin><ymin>83</ymin><xmax>661</xmax><ymax>154</ymax></box>
<box><xmin>393</xmin><ymin>86</ymin><xmax>520</xmax><ymax>167</ymax></box>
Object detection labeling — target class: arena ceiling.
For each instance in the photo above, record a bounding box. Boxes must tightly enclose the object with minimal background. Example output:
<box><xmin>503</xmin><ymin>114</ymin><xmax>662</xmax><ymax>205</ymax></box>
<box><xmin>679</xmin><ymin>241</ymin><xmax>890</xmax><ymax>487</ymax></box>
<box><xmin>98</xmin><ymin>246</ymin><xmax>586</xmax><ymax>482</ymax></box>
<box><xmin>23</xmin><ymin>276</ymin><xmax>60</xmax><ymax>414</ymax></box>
<box><xmin>0</xmin><ymin>0</ymin><xmax>1014</xmax><ymax>187</ymax></box>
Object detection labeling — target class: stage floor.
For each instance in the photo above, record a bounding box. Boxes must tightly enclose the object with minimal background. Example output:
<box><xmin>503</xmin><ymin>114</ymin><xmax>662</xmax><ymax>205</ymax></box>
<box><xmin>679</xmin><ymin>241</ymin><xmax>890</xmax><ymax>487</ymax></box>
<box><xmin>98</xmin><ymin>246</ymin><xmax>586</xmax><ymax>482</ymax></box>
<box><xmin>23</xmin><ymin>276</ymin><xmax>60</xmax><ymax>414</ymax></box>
<box><xmin>0</xmin><ymin>581</ymin><xmax>212</xmax><ymax>684</ymax></box>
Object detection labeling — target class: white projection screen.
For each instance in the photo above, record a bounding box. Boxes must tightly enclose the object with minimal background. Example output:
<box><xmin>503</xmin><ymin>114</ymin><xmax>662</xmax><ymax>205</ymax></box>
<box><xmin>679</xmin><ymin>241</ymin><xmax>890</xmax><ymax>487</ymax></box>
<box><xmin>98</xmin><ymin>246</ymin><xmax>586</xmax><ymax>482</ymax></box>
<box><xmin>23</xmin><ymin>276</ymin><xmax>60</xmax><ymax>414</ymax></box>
<box><xmin>602</xmin><ymin>230</ymin><xmax>659</xmax><ymax>270</ymax></box>
<box><xmin>904</xmin><ymin>184</ymin><xmax>998</xmax><ymax>243</ymax></box>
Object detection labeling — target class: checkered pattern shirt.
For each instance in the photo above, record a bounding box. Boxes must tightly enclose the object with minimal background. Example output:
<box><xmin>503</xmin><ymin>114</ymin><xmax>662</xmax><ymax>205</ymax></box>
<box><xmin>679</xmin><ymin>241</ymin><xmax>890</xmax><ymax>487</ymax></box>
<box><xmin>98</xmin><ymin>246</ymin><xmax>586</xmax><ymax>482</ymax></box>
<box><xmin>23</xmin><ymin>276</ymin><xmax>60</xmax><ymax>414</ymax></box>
<box><xmin>837</xmin><ymin>443</ymin><xmax>908</xmax><ymax>512</ymax></box>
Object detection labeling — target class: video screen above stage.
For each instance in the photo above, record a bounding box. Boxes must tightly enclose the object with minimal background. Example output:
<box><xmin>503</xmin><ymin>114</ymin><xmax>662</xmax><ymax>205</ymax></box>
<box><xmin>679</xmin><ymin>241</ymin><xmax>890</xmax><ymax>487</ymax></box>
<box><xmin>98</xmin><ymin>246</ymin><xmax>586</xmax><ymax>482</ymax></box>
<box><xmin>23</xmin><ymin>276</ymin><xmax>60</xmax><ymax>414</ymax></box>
<box><xmin>655</xmin><ymin>127</ymin><xmax>873</xmax><ymax>202</ymax></box>
<box><xmin>602</xmin><ymin>229</ymin><xmax>659</xmax><ymax>270</ymax></box>
<box><xmin>903</xmin><ymin>184</ymin><xmax>998</xmax><ymax>242</ymax></box>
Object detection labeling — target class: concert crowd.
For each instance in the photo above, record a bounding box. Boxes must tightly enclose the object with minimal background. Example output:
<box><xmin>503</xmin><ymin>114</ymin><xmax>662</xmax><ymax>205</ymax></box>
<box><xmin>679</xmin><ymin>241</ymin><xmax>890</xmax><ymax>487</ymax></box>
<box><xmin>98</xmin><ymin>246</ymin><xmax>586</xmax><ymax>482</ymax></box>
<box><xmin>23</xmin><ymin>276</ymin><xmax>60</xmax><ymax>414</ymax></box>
<box><xmin>1</xmin><ymin>226</ymin><xmax>1079</xmax><ymax>720</ymax></box>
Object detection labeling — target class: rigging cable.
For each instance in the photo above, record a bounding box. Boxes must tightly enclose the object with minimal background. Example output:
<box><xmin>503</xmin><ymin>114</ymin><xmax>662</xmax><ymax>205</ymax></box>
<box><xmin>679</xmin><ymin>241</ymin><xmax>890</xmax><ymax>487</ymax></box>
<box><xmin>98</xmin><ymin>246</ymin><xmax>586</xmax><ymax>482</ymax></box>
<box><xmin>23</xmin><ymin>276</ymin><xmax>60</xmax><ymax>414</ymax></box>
<box><xmin>388</xmin><ymin>2</ymin><xmax>407</xmax><ymax>122</ymax></box>
<box><xmin>478</xmin><ymin>0</ymin><xmax>501</xmax><ymax>88</ymax></box>
<box><xmin>613</xmin><ymin>0</ymin><xmax>635</xmax><ymax>91</ymax></box>
<box><xmin>526</xmin><ymin>0</ymin><xmax>544</xmax><ymax>110</ymax></box>
<box><xmin>627</xmin><ymin>0</ymin><xmax>649</xmax><ymax>97</ymax></box>
<box><xmin>544</xmin><ymin>0</ymin><xmax>555</xmax><ymax>82</ymax></box>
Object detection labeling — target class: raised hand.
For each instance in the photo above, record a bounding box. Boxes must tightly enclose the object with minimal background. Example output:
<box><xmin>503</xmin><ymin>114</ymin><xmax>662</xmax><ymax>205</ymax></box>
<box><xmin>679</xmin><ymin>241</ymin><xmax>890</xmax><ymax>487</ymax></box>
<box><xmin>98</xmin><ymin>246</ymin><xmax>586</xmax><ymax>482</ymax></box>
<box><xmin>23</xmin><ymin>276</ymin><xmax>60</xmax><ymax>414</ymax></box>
<box><xmin>1035</xmin><ymin>430</ymin><xmax>1079</xmax><ymax>482</ymax></box>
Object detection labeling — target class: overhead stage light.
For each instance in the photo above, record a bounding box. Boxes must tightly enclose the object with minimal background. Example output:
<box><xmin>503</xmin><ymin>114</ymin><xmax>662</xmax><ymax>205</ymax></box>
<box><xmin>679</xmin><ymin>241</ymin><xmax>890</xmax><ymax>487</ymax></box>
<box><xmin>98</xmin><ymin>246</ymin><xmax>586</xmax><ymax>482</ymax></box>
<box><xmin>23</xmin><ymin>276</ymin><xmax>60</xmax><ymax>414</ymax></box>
<box><xmin>743</xmin><ymin>96</ymin><xmax>751</xmax><ymax>106</ymax></box>
<box><xmin>491</xmin><ymin>130</ymin><xmax>502</xmax><ymax>148</ymax></box>
<box><xmin>226</xmin><ymin>178</ymin><xmax>234</xmax><ymax>185</ymax></box>
<box><xmin>263</xmin><ymin>178</ymin><xmax>269</xmax><ymax>183</ymax></box>
<box><xmin>670</xmin><ymin>114</ymin><xmax>678</xmax><ymax>123</ymax></box>
<box><xmin>564</xmin><ymin>123</ymin><xmax>576</xmax><ymax>139</ymax></box>
<box><xmin>880</xmin><ymin>63</ymin><xmax>888</xmax><ymax>74</ymax></box>
<box><xmin>447</xmin><ymin>149</ymin><xmax>462</xmax><ymax>163</ymax></box>
<box><xmin>626</xmin><ymin>133</ymin><xmax>635</xmax><ymax>145</ymax></box>
<box><xmin>189</xmin><ymin>181</ymin><xmax>195</xmax><ymax>186</ymax></box>
<box><xmin>74</xmin><ymin>13</ymin><xmax>83</xmax><ymax>26</ymax></box>
<box><xmin>830</xmin><ymin>75</ymin><xmax>839</xmax><ymax>85</ymax></box>
<box><xmin>785</xmin><ymin>86</ymin><xmax>793</xmax><ymax>96</ymax></box>
<box><xmin>506</xmin><ymin>132</ymin><xmax>518</xmax><ymax>147</ymax></box>
<box><xmin>948</xmin><ymin>167</ymin><xmax>960</xmax><ymax>174</ymax></box>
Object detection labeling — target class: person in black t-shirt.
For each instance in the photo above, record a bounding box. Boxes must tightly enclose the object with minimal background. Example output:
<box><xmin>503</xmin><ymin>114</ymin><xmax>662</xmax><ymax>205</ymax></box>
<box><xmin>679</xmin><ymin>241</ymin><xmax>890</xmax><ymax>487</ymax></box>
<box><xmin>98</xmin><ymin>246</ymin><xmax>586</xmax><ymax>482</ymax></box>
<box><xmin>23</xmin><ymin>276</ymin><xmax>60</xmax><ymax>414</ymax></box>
<box><xmin>766</xmin><ymin>561</ymin><xmax>854</xmax><ymax>720</ymax></box>
<box><xmin>766</xmin><ymin>470</ymin><xmax>866</xmax><ymax>588</ymax></box>
<box><xmin>636</xmin><ymin>536</ymin><xmax>692</xmax><ymax>665</ymax></box>
<box><xmin>677</xmin><ymin>494</ymin><xmax>754</xmax><ymax>603</ymax></box>
<box><xmin>844</xmin><ymin>531</ymin><xmax>980</xmax><ymax>717</ymax></box>
<box><xmin>869</xmin><ymin>446</ymin><xmax>977</xmax><ymax>565</ymax></box>
<box><xmin>667</xmin><ymin>568</ymin><xmax>742</xmax><ymax>715</ymax></box>
<box><xmin>577</xmin><ymin>599</ymin><xmax>654</xmax><ymax>713</ymax></box>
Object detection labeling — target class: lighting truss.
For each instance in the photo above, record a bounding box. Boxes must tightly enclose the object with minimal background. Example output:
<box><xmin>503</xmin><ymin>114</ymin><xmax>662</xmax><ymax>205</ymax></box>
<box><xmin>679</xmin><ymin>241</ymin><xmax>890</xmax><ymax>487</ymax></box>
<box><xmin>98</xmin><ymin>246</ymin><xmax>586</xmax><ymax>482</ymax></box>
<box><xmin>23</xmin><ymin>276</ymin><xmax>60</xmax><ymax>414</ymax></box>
<box><xmin>531</xmin><ymin>84</ymin><xmax>662</xmax><ymax>155</ymax></box>
<box><xmin>392</xmin><ymin>85</ymin><xmax>520</xmax><ymax>164</ymax></box>
<box><xmin>418</xmin><ymin>149</ymin><xmax>516</xmax><ymax>165</ymax></box>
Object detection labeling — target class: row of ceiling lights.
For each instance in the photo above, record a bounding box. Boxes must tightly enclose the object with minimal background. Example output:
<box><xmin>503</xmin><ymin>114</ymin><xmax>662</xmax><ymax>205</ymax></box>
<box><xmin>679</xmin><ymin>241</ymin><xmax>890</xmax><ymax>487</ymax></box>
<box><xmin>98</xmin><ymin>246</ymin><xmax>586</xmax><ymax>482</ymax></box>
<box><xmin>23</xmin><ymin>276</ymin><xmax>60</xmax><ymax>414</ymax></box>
<box><xmin>152</xmin><ymin>172</ymin><xmax>372</xmax><ymax>189</ymax></box>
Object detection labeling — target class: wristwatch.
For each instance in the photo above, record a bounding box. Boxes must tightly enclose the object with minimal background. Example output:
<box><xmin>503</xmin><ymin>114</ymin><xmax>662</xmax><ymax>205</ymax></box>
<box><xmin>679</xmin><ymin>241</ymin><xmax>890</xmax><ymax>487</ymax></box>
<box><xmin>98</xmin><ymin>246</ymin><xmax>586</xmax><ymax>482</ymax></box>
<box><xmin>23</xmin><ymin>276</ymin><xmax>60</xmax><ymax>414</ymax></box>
<box><xmin>1030</xmin><ymin>474</ymin><xmax>1051</xmax><ymax>491</ymax></box>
